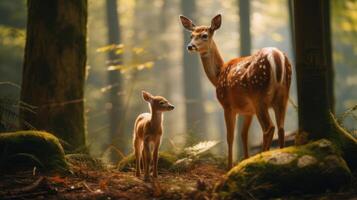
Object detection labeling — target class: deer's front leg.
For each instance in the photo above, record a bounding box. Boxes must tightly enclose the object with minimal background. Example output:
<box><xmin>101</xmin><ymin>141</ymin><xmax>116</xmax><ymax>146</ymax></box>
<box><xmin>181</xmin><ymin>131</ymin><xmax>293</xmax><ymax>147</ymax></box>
<box><xmin>241</xmin><ymin>115</ymin><xmax>253</xmax><ymax>159</ymax></box>
<box><xmin>224</xmin><ymin>109</ymin><xmax>236</xmax><ymax>169</ymax></box>
<box><xmin>143</xmin><ymin>141</ymin><xmax>151</xmax><ymax>181</ymax></box>
<box><xmin>134</xmin><ymin>138</ymin><xmax>142</xmax><ymax>177</ymax></box>
<box><xmin>152</xmin><ymin>139</ymin><xmax>160</xmax><ymax>178</ymax></box>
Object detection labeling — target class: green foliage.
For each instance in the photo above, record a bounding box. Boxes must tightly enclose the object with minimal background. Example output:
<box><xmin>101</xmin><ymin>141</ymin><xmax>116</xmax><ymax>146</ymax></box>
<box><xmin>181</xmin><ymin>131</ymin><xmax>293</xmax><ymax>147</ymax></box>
<box><xmin>0</xmin><ymin>131</ymin><xmax>68</xmax><ymax>172</ymax></box>
<box><xmin>66</xmin><ymin>153</ymin><xmax>105</xmax><ymax>170</ymax></box>
<box><xmin>338</xmin><ymin>104</ymin><xmax>357</xmax><ymax>133</ymax></box>
<box><xmin>96</xmin><ymin>43</ymin><xmax>160</xmax><ymax>73</ymax></box>
<box><xmin>0</xmin><ymin>94</ymin><xmax>36</xmax><ymax>132</ymax></box>
<box><xmin>117</xmin><ymin>152</ymin><xmax>177</xmax><ymax>172</ymax></box>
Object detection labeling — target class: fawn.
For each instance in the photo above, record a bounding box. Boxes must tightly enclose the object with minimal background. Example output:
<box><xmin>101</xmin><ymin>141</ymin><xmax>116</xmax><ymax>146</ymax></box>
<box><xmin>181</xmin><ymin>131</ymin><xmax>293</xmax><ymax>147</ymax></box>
<box><xmin>133</xmin><ymin>91</ymin><xmax>174</xmax><ymax>181</ymax></box>
<box><xmin>180</xmin><ymin>14</ymin><xmax>292</xmax><ymax>169</ymax></box>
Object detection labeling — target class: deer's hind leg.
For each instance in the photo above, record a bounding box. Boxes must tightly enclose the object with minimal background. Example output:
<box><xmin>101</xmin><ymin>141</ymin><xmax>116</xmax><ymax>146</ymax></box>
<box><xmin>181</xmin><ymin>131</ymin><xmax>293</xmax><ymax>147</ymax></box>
<box><xmin>255</xmin><ymin>104</ymin><xmax>275</xmax><ymax>151</ymax></box>
<box><xmin>273</xmin><ymin>90</ymin><xmax>289</xmax><ymax>148</ymax></box>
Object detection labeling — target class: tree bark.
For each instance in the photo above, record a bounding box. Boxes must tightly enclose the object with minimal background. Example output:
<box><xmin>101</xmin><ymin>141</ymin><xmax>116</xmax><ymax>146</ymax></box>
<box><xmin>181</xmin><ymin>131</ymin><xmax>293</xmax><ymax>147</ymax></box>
<box><xmin>294</xmin><ymin>0</ymin><xmax>333</xmax><ymax>140</ymax></box>
<box><xmin>181</xmin><ymin>0</ymin><xmax>206</xmax><ymax>140</ymax></box>
<box><xmin>20</xmin><ymin>0</ymin><xmax>87</xmax><ymax>151</ymax></box>
<box><xmin>105</xmin><ymin>0</ymin><xmax>123</xmax><ymax>159</ymax></box>
<box><xmin>236</xmin><ymin>0</ymin><xmax>251</xmax><ymax>160</ymax></box>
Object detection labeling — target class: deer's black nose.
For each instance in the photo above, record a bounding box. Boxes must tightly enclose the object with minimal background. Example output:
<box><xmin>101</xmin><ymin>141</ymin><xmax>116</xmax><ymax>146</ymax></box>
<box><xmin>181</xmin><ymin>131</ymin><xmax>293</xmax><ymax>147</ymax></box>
<box><xmin>187</xmin><ymin>44</ymin><xmax>196</xmax><ymax>51</ymax></box>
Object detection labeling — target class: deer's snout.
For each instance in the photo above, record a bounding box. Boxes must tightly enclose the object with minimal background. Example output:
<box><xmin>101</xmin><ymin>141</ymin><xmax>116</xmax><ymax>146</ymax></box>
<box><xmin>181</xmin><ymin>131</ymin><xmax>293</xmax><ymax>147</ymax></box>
<box><xmin>168</xmin><ymin>104</ymin><xmax>175</xmax><ymax>110</ymax></box>
<box><xmin>187</xmin><ymin>43</ymin><xmax>197</xmax><ymax>51</ymax></box>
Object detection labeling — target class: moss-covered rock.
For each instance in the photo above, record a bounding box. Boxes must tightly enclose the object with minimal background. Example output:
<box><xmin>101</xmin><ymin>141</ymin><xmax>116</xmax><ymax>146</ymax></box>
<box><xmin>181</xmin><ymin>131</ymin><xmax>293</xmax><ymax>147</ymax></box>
<box><xmin>215</xmin><ymin>139</ymin><xmax>351</xmax><ymax>199</ymax></box>
<box><xmin>117</xmin><ymin>152</ymin><xmax>177</xmax><ymax>172</ymax></box>
<box><xmin>0</xmin><ymin>131</ymin><xmax>68</xmax><ymax>172</ymax></box>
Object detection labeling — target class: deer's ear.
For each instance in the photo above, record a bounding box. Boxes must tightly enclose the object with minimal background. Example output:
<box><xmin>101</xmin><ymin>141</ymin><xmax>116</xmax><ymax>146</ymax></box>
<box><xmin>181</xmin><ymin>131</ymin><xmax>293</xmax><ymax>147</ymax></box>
<box><xmin>179</xmin><ymin>15</ymin><xmax>195</xmax><ymax>31</ymax></box>
<box><xmin>142</xmin><ymin>91</ymin><xmax>153</xmax><ymax>103</ymax></box>
<box><xmin>210</xmin><ymin>14</ymin><xmax>222</xmax><ymax>31</ymax></box>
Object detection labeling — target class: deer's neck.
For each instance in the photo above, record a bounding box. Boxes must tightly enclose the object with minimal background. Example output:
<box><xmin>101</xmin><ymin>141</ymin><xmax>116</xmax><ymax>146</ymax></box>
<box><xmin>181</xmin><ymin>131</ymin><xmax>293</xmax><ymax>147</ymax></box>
<box><xmin>199</xmin><ymin>40</ymin><xmax>224</xmax><ymax>87</ymax></box>
<box><xmin>150</xmin><ymin>107</ymin><xmax>163</xmax><ymax>131</ymax></box>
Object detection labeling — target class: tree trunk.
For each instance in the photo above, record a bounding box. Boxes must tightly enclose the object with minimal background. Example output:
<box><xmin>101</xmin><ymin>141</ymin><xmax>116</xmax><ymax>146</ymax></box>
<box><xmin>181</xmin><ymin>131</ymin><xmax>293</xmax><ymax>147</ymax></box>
<box><xmin>288</xmin><ymin>0</ymin><xmax>295</xmax><ymax>62</ymax></box>
<box><xmin>20</xmin><ymin>0</ymin><xmax>87</xmax><ymax>151</ymax></box>
<box><xmin>294</xmin><ymin>0</ymin><xmax>333</xmax><ymax>140</ymax></box>
<box><xmin>105</xmin><ymin>0</ymin><xmax>123</xmax><ymax>160</ymax></box>
<box><xmin>180</xmin><ymin>0</ymin><xmax>206</xmax><ymax>140</ymax></box>
<box><xmin>323</xmin><ymin>0</ymin><xmax>335</xmax><ymax>113</ymax></box>
<box><xmin>236</xmin><ymin>0</ymin><xmax>251</xmax><ymax>160</ymax></box>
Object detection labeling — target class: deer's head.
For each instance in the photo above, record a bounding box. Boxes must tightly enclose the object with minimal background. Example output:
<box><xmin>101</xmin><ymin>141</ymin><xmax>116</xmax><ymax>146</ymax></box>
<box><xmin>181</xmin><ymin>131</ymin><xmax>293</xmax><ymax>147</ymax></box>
<box><xmin>142</xmin><ymin>91</ymin><xmax>175</xmax><ymax>112</ymax></box>
<box><xmin>179</xmin><ymin>14</ymin><xmax>221</xmax><ymax>54</ymax></box>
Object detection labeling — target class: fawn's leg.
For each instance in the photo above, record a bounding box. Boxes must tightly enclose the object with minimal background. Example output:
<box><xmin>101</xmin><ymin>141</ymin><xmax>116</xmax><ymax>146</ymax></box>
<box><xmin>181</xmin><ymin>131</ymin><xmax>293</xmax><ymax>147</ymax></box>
<box><xmin>224</xmin><ymin>109</ymin><xmax>236</xmax><ymax>169</ymax></box>
<box><xmin>152</xmin><ymin>139</ymin><xmax>161</xmax><ymax>178</ymax></box>
<box><xmin>143</xmin><ymin>141</ymin><xmax>151</xmax><ymax>181</ymax></box>
<box><xmin>134</xmin><ymin>138</ymin><xmax>142</xmax><ymax>177</ymax></box>
<box><xmin>241</xmin><ymin>115</ymin><xmax>253</xmax><ymax>159</ymax></box>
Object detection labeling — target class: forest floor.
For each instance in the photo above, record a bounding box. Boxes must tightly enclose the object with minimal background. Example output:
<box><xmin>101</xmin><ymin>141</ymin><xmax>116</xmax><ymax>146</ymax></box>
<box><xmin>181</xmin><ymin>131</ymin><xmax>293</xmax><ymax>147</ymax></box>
<box><xmin>0</xmin><ymin>163</ymin><xmax>357</xmax><ymax>200</ymax></box>
<box><xmin>0</xmin><ymin>163</ymin><xmax>225</xmax><ymax>200</ymax></box>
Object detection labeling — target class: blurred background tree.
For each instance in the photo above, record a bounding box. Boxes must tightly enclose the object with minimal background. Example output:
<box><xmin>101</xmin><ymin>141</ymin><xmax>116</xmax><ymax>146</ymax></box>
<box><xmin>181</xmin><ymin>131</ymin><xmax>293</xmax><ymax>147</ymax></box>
<box><xmin>0</xmin><ymin>0</ymin><xmax>356</xmax><ymax>162</ymax></box>
<box><xmin>181</xmin><ymin>0</ymin><xmax>207</xmax><ymax>142</ymax></box>
<box><xmin>105</xmin><ymin>0</ymin><xmax>124</xmax><ymax>161</ymax></box>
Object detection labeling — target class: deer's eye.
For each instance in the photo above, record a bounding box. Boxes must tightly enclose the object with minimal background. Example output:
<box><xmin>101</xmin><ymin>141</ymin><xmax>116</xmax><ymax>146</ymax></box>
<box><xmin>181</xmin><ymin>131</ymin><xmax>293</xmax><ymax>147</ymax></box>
<box><xmin>159</xmin><ymin>101</ymin><xmax>165</xmax><ymax>105</ymax></box>
<box><xmin>201</xmin><ymin>34</ymin><xmax>208</xmax><ymax>40</ymax></box>
<box><xmin>190</xmin><ymin>35</ymin><xmax>194</xmax><ymax>39</ymax></box>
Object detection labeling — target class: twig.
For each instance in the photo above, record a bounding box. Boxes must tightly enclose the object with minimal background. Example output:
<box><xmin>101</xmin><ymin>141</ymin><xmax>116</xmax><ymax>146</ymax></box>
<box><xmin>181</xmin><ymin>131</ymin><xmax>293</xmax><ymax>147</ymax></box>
<box><xmin>0</xmin><ymin>82</ymin><xmax>21</xmax><ymax>89</ymax></box>
<box><xmin>10</xmin><ymin>176</ymin><xmax>45</xmax><ymax>193</ymax></box>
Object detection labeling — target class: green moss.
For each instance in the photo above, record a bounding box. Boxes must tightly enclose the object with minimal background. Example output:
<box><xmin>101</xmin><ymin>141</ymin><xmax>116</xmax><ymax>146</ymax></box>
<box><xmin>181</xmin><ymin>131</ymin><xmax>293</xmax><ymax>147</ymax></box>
<box><xmin>117</xmin><ymin>151</ymin><xmax>177</xmax><ymax>172</ymax></box>
<box><xmin>215</xmin><ymin>139</ymin><xmax>351</xmax><ymax>199</ymax></box>
<box><xmin>0</xmin><ymin>131</ymin><xmax>68</xmax><ymax>172</ymax></box>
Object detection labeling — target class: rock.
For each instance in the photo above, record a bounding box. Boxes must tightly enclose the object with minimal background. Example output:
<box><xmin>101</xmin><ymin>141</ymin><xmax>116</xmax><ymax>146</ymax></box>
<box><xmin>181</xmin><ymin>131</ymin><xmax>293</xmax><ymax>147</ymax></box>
<box><xmin>297</xmin><ymin>155</ymin><xmax>317</xmax><ymax>168</ymax></box>
<box><xmin>215</xmin><ymin>139</ymin><xmax>351</xmax><ymax>199</ymax></box>
<box><xmin>0</xmin><ymin>131</ymin><xmax>68</xmax><ymax>172</ymax></box>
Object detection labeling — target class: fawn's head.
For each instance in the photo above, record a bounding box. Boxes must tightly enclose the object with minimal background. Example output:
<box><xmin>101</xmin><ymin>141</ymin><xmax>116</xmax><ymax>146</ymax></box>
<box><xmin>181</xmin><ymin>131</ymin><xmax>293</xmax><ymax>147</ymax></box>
<box><xmin>142</xmin><ymin>91</ymin><xmax>175</xmax><ymax>112</ymax></box>
<box><xmin>179</xmin><ymin>14</ymin><xmax>221</xmax><ymax>54</ymax></box>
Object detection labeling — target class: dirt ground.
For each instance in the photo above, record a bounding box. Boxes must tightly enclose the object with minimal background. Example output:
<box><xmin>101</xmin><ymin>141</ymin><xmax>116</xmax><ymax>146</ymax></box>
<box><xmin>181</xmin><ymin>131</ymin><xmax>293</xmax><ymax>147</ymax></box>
<box><xmin>0</xmin><ymin>163</ymin><xmax>225</xmax><ymax>200</ymax></box>
<box><xmin>1</xmin><ymin>163</ymin><xmax>356</xmax><ymax>200</ymax></box>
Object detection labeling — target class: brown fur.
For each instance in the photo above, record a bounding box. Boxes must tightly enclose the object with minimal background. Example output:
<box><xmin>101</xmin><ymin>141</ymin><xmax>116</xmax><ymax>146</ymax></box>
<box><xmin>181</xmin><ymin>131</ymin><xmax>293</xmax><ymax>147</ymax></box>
<box><xmin>180</xmin><ymin>14</ymin><xmax>292</xmax><ymax>169</ymax></box>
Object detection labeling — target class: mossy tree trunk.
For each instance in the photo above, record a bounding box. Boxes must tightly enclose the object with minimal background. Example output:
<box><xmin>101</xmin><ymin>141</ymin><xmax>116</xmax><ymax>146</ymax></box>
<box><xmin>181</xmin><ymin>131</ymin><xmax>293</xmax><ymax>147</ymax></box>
<box><xmin>105</xmin><ymin>0</ymin><xmax>123</xmax><ymax>160</ymax></box>
<box><xmin>181</xmin><ymin>0</ymin><xmax>207</xmax><ymax>140</ymax></box>
<box><xmin>20</xmin><ymin>0</ymin><xmax>87</xmax><ymax>151</ymax></box>
<box><xmin>294</xmin><ymin>0</ymin><xmax>333</xmax><ymax>140</ymax></box>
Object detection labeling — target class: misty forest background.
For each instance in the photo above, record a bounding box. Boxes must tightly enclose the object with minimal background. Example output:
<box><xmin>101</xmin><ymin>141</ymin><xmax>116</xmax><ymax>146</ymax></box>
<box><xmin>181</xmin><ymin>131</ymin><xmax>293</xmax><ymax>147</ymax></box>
<box><xmin>0</xmin><ymin>0</ymin><xmax>356</xmax><ymax>162</ymax></box>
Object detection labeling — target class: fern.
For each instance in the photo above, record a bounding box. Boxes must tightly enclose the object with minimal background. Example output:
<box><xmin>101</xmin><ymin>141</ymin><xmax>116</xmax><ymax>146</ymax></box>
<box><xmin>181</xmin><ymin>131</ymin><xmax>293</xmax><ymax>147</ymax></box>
<box><xmin>184</xmin><ymin>140</ymin><xmax>220</xmax><ymax>157</ymax></box>
<box><xmin>0</xmin><ymin>97</ymin><xmax>36</xmax><ymax>131</ymax></box>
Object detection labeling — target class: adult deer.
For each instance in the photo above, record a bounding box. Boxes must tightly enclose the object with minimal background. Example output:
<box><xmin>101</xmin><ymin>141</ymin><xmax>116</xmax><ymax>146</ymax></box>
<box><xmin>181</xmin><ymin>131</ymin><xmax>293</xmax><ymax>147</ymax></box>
<box><xmin>179</xmin><ymin>14</ymin><xmax>292</xmax><ymax>169</ymax></box>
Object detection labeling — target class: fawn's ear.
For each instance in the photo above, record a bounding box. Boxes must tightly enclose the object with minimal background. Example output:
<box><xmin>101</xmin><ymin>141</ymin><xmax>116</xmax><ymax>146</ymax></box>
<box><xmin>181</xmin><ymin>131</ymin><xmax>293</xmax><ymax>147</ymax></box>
<box><xmin>142</xmin><ymin>91</ymin><xmax>153</xmax><ymax>103</ymax></box>
<box><xmin>210</xmin><ymin>14</ymin><xmax>222</xmax><ymax>31</ymax></box>
<box><xmin>180</xmin><ymin>15</ymin><xmax>195</xmax><ymax>31</ymax></box>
